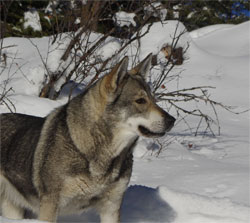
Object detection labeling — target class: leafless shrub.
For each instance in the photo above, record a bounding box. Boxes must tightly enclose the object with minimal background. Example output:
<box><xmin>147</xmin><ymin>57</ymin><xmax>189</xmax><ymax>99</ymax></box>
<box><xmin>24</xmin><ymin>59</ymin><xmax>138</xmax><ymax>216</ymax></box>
<box><xmin>0</xmin><ymin>43</ymin><xmax>17</xmax><ymax>112</ymax></box>
<box><xmin>34</xmin><ymin>1</ymin><xmax>155</xmax><ymax>100</ymax></box>
<box><xmin>150</xmin><ymin>22</ymin><xmax>248</xmax><ymax>139</ymax></box>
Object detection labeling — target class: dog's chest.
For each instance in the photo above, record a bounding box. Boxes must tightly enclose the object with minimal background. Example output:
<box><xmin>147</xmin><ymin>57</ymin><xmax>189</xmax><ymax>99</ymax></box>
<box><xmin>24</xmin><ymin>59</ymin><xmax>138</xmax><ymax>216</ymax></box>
<box><xmin>59</xmin><ymin>156</ymin><xmax>130</xmax><ymax>211</ymax></box>
<box><xmin>59</xmin><ymin>132</ymin><xmax>137</xmax><ymax>212</ymax></box>
<box><xmin>112</xmin><ymin>130</ymin><xmax>138</xmax><ymax>157</ymax></box>
<box><xmin>59</xmin><ymin>175</ymin><xmax>109</xmax><ymax>214</ymax></box>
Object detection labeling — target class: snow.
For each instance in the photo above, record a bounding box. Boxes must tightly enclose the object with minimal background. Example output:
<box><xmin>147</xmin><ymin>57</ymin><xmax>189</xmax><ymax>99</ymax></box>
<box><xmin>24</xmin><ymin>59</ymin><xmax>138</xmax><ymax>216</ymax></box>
<box><xmin>45</xmin><ymin>0</ymin><xmax>59</xmax><ymax>14</ymax></box>
<box><xmin>96</xmin><ymin>38</ymin><xmax>122</xmax><ymax>61</ymax></box>
<box><xmin>159</xmin><ymin>187</ymin><xmax>249</xmax><ymax>223</ymax></box>
<box><xmin>189</xmin><ymin>24</ymin><xmax>235</xmax><ymax>39</ymax></box>
<box><xmin>144</xmin><ymin>2</ymin><xmax>168</xmax><ymax>21</ymax></box>
<box><xmin>187</xmin><ymin>11</ymin><xmax>195</xmax><ymax>19</ymax></box>
<box><xmin>113</xmin><ymin>11</ymin><xmax>136</xmax><ymax>27</ymax></box>
<box><xmin>0</xmin><ymin>20</ymin><xmax>250</xmax><ymax>222</ymax></box>
<box><xmin>191</xmin><ymin>21</ymin><xmax>250</xmax><ymax>57</ymax></box>
<box><xmin>173</xmin><ymin>5</ymin><xmax>180</xmax><ymax>19</ymax></box>
<box><xmin>74</xmin><ymin>18</ymin><xmax>81</xmax><ymax>25</ymax></box>
<box><xmin>0</xmin><ymin>217</ymin><xmax>45</xmax><ymax>223</ymax></box>
<box><xmin>23</xmin><ymin>10</ymin><xmax>42</xmax><ymax>32</ymax></box>
<box><xmin>44</xmin><ymin>16</ymin><xmax>51</xmax><ymax>24</ymax></box>
<box><xmin>131</xmin><ymin>21</ymin><xmax>190</xmax><ymax>60</ymax></box>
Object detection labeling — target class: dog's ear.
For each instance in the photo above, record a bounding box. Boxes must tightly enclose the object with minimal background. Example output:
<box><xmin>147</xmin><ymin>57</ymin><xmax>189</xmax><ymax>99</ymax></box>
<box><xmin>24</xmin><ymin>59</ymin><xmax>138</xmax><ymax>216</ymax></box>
<box><xmin>102</xmin><ymin>56</ymin><xmax>128</xmax><ymax>93</ymax></box>
<box><xmin>129</xmin><ymin>53</ymin><xmax>152</xmax><ymax>80</ymax></box>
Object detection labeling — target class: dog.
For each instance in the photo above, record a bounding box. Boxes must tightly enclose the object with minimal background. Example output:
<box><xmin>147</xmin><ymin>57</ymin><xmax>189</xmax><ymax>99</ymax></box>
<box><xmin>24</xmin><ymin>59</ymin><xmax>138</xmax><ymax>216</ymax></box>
<box><xmin>0</xmin><ymin>54</ymin><xmax>175</xmax><ymax>222</ymax></box>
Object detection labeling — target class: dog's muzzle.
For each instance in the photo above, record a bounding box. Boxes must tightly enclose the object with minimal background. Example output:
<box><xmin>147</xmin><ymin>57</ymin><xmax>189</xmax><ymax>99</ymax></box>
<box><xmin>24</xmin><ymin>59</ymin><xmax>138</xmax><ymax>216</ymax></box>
<box><xmin>138</xmin><ymin>125</ymin><xmax>166</xmax><ymax>137</ymax></box>
<box><xmin>138</xmin><ymin>114</ymin><xmax>175</xmax><ymax>138</ymax></box>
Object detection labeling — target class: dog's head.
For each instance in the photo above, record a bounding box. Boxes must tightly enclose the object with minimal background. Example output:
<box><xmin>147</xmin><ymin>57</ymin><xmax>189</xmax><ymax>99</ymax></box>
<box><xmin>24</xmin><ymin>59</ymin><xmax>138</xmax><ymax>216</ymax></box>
<box><xmin>98</xmin><ymin>54</ymin><xmax>175</xmax><ymax>138</ymax></box>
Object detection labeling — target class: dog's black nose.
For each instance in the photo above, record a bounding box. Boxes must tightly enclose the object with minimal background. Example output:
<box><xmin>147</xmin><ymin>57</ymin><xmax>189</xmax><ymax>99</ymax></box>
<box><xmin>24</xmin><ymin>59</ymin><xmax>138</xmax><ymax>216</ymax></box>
<box><xmin>165</xmin><ymin>114</ymin><xmax>176</xmax><ymax>131</ymax></box>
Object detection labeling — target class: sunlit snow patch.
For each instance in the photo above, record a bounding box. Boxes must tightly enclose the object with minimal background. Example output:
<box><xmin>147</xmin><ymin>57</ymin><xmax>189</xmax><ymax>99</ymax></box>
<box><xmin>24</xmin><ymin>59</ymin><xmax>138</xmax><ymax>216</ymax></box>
<box><xmin>159</xmin><ymin>186</ymin><xmax>250</xmax><ymax>223</ymax></box>
<box><xmin>23</xmin><ymin>10</ymin><xmax>42</xmax><ymax>32</ymax></box>
<box><xmin>113</xmin><ymin>11</ymin><xmax>136</xmax><ymax>27</ymax></box>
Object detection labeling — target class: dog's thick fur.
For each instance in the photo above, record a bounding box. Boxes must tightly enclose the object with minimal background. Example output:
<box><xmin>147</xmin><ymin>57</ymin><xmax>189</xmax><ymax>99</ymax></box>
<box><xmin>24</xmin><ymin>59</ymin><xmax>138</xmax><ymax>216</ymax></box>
<box><xmin>0</xmin><ymin>54</ymin><xmax>175</xmax><ymax>223</ymax></box>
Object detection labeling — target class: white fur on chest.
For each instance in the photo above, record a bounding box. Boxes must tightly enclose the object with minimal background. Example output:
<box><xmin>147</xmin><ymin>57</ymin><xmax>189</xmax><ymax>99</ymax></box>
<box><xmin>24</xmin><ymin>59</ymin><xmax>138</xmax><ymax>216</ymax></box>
<box><xmin>112</xmin><ymin>128</ymin><xmax>138</xmax><ymax>158</ymax></box>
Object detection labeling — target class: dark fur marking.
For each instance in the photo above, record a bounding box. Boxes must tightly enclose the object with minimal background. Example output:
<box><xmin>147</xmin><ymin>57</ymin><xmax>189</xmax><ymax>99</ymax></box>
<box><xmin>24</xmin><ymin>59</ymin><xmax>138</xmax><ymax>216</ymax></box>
<box><xmin>116</xmin><ymin>137</ymin><xmax>138</xmax><ymax>180</ymax></box>
<box><xmin>105</xmin><ymin>136</ymin><xmax>138</xmax><ymax>182</ymax></box>
<box><xmin>0</xmin><ymin>114</ymin><xmax>45</xmax><ymax>197</ymax></box>
<box><xmin>39</xmin><ymin>105</ymin><xmax>90</xmax><ymax>193</ymax></box>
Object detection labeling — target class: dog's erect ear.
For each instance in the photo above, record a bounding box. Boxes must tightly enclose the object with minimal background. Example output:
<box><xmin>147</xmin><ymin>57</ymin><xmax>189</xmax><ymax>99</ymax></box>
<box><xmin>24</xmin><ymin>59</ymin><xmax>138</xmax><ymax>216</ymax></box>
<box><xmin>129</xmin><ymin>53</ymin><xmax>152</xmax><ymax>80</ymax></box>
<box><xmin>103</xmin><ymin>56</ymin><xmax>128</xmax><ymax>93</ymax></box>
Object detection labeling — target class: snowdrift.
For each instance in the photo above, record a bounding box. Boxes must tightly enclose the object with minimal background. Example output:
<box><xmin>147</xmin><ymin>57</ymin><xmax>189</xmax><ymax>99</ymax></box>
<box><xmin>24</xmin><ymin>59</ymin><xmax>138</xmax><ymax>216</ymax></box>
<box><xmin>159</xmin><ymin>187</ymin><xmax>249</xmax><ymax>223</ymax></box>
<box><xmin>1</xmin><ymin>186</ymin><xmax>248</xmax><ymax>222</ymax></box>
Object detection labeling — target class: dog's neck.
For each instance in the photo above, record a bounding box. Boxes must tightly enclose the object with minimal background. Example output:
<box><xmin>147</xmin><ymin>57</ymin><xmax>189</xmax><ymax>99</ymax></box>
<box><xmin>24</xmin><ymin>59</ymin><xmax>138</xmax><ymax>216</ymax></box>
<box><xmin>111</xmin><ymin>128</ymin><xmax>139</xmax><ymax>158</ymax></box>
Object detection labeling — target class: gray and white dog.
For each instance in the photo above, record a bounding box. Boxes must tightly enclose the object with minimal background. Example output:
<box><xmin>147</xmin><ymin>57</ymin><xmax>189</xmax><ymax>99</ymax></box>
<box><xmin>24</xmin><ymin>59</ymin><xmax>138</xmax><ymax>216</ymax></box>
<box><xmin>0</xmin><ymin>54</ymin><xmax>175</xmax><ymax>223</ymax></box>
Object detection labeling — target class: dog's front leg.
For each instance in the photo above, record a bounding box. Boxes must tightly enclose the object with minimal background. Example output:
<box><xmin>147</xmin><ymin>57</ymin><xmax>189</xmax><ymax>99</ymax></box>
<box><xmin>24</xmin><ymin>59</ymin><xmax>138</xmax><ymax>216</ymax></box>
<box><xmin>99</xmin><ymin>201</ymin><xmax>120</xmax><ymax>223</ymax></box>
<box><xmin>39</xmin><ymin>194</ymin><xmax>59</xmax><ymax>222</ymax></box>
<box><xmin>1</xmin><ymin>198</ymin><xmax>24</xmax><ymax>220</ymax></box>
<box><xmin>97</xmin><ymin>178</ymin><xmax>129</xmax><ymax>223</ymax></box>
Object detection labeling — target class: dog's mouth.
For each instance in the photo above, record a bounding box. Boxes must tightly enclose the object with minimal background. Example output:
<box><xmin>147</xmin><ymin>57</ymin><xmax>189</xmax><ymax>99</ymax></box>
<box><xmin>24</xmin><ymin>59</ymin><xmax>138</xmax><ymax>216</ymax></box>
<box><xmin>138</xmin><ymin>125</ymin><xmax>165</xmax><ymax>138</ymax></box>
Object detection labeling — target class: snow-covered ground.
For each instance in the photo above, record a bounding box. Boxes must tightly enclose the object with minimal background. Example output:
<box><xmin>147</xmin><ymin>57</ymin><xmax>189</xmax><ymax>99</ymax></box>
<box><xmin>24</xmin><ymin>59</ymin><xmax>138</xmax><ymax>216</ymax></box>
<box><xmin>0</xmin><ymin>21</ymin><xmax>249</xmax><ymax>222</ymax></box>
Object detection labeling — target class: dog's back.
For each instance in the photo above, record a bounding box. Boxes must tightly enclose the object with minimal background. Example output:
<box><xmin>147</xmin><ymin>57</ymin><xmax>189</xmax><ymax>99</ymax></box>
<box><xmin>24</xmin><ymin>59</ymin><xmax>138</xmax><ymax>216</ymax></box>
<box><xmin>0</xmin><ymin>114</ymin><xmax>45</xmax><ymax>197</ymax></box>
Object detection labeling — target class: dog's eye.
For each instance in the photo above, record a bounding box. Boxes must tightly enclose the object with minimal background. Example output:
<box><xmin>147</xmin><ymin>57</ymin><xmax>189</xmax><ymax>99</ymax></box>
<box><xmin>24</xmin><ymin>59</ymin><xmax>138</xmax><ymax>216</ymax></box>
<box><xmin>135</xmin><ymin>98</ymin><xmax>147</xmax><ymax>104</ymax></box>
